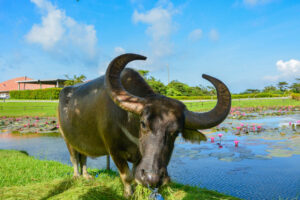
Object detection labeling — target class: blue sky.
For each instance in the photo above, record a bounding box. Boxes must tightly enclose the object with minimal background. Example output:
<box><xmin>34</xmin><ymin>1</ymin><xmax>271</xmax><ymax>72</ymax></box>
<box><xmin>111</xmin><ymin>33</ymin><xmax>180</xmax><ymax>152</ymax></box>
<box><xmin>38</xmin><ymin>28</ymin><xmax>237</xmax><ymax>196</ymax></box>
<box><xmin>0</xmin><ymin>0</ymin><xmax>299</xmax><ymax>93</ymax></box>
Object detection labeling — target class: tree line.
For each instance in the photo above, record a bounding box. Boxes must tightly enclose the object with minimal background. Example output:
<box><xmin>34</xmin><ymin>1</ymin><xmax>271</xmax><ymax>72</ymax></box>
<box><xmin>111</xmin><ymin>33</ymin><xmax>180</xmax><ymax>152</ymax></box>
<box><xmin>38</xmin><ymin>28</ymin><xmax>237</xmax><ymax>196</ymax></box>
<box><xmin>243</xmin><ymin>79</ymin><xmax>300</xmax><ymax>94</ymax></box>
<box><xmin>137</xmin><ymin>70</ymin><xmax>216</xmax><ymax>96</ymax></box>
<box><xmin>63</xmin><ymin>71</ymin><xmax>300</xmax><ymax>96</ymax></box>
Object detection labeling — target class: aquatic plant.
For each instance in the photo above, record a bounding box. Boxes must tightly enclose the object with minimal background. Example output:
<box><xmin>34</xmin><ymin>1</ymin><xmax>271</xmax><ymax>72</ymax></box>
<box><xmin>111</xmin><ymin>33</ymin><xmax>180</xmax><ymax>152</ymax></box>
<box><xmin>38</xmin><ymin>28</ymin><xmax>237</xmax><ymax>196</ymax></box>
<box><xmin>234</xmin><ymin>139</ymin><xmax>239</xmax><ymax>147</ymax></box>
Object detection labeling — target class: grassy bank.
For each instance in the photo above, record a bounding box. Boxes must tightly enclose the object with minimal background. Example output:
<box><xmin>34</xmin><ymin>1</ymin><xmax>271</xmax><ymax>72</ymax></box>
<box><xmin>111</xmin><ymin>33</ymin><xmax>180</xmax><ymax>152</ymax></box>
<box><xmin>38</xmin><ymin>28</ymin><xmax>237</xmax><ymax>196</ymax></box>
<box><xmin>0</xmin><ymin>150</ymin><xmax>239</xmax><ymax>200</ymax></box>
<box><xmin>185</xmin><ymin>98</ymin><xmax>300</xmax><ymax>112</ymax></box>
<box><xmin>0</xmin><ymin>98</ymin><xmax>299</xmax><ymax>117</ymax></box>
<box><xmin>0</xmin><ymin>102</ymin><xmax>57</xmax><ymax>117</ymax></box>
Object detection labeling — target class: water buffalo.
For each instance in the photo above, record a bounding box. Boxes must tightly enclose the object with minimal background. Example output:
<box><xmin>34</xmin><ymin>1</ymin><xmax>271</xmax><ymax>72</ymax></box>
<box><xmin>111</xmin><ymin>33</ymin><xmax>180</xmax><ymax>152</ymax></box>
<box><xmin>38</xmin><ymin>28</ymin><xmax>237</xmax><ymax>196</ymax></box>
<box><xmin>58</xmin><ymin>53</ymin><xmax>231</xmax><ymax>197</ymax></box>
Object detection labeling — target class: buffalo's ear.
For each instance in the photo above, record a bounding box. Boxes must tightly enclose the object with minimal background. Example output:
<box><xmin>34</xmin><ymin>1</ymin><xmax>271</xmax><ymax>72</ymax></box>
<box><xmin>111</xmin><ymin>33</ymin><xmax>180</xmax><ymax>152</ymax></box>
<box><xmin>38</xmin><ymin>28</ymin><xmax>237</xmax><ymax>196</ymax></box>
<box><xmin>181</xmin><ymin>129</ymin><xmax>207</xmax><ymax>144</ymax></box>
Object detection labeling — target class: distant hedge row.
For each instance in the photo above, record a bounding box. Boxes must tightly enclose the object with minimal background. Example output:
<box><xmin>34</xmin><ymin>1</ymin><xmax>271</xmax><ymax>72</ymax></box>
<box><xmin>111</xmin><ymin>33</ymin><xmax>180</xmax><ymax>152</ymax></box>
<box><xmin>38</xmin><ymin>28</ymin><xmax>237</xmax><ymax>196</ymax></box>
<box><xmin>8</xmin><ymin>89</ymin><xmax>290</xmax><ymax>100</ymax></box>
<box><xmin>291</xmin><ymin>93</ymin><xmax>300</xmax><ymax>101</ymax></box>
<box><xmin>232</xmin><ymin>93</ymin><xmax>284</xmax><ymax>99</ymax></box>
<box><xmin>9</xmin><ymin>88</ymin><xmax>62</xmax><ymax>100</ymax></box>
<box><xmin>169</xmin><ymin>93</ymin><xmax>286</xmax><ymax>100</ymax></box>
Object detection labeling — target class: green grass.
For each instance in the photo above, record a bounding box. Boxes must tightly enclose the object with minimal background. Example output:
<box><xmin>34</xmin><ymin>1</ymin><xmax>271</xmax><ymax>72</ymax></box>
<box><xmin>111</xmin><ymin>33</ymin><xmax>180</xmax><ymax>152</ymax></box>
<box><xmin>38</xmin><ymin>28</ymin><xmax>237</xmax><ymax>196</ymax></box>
<box><xmin>0</xmin><ymin>98</ymin><xmax>299</xmax><ymax>117</ymax></box>
<box><xmin>10</xmin><ymin>132</ymin><xmax>61</xmax><ymax>137</ymax></box>
<box><xmin>185</xmin><ymin>98</ymin><xmax>300</xmax><ymax>112</ymax></box>
<box><xmin>0</xmin><ymin>150</ymin><xmax>240</xmax><ymax>200</ymax></box>
<box><xmin>0</xmin><ymin>102</ymin><xmax>58</xmax><ymax>117</ymax></box>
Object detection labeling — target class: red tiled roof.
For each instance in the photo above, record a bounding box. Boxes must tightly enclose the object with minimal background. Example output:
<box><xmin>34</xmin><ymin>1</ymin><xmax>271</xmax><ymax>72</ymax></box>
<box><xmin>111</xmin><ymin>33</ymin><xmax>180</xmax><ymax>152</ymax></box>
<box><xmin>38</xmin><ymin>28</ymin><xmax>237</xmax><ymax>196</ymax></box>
<box><xmin>0</xmin><ymin>77</ymin><xmax>55</xmax><ymax>92</ymax></box>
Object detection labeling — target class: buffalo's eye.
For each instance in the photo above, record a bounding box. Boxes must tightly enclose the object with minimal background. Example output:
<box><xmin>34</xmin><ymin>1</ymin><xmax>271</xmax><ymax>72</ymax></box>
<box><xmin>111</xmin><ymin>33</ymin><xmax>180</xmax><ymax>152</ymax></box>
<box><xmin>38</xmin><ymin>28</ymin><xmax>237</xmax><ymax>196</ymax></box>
<box><xmin>140</xmin><ymin>121</ymin><xmax>146</xmax><ymax>129</ymax></box>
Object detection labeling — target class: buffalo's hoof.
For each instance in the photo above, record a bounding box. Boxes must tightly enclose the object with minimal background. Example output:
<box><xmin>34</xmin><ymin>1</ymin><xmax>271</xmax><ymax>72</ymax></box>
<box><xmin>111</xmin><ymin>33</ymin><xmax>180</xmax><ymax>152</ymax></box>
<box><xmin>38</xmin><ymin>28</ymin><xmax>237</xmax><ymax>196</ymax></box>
<box><xmin>73</xmin><ymin>174</ymin><xmax>80</xmax><ymax>179</ymax></box>
<box><xmin>162</xmin><ymin>176</ymin><xmax>171</xmax><ymax>185</ymax></box>
<box><xmin>123</xmin><ymin>185</ymin><xmax>133</xmax><ymax>199</ymax></box>
<box><xmin>83</xmin><ymin>173</ymin><xmax>93</xmax><ymax>180</ymax></box>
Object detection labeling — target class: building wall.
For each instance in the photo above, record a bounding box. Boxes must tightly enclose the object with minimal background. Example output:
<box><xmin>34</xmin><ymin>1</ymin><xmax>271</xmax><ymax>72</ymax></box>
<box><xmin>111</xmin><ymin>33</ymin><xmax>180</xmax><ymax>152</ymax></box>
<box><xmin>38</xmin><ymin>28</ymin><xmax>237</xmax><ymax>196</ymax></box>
<box><xmin>0</xmin><ymin>77</ymin><xmax>55</xmax><ymax>93</ymax></box>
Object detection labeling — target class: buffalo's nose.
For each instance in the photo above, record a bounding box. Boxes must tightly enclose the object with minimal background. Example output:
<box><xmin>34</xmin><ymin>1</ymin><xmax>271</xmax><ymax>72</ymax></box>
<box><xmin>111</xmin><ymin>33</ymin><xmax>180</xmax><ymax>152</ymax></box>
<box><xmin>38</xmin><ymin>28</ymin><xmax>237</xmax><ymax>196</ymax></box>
<box><xmin>143</xmin><ymin>172</ymin><xmax>160</xmax><ymax>187</ymax></box>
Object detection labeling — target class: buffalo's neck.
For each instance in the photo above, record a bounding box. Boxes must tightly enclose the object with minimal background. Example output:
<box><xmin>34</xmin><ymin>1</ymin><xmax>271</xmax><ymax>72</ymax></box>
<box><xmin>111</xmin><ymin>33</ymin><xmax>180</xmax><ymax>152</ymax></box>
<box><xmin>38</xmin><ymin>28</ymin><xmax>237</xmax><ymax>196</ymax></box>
<box><xmin>93</xmin><ymin>90</ymin><xmax>142</xmax><ymax>163</ymax></box>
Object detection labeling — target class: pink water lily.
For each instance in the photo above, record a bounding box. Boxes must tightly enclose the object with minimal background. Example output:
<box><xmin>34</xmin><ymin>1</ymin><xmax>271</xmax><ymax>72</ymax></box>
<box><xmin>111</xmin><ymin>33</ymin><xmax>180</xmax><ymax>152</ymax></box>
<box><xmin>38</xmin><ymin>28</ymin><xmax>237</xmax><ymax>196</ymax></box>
<box><xmin>234</xmin><ymin>140</ymin><xmax>239</xmax><ymax>147</ymax></box>
<box><xmin>218</xmin><ymin>133</ymin><xmax>223</xmax><ymax>138</ymax></box>
<box><xmin>211</xmin><ymin>137</ymin><xmax>215</xmax><ymax>143</ymax></box>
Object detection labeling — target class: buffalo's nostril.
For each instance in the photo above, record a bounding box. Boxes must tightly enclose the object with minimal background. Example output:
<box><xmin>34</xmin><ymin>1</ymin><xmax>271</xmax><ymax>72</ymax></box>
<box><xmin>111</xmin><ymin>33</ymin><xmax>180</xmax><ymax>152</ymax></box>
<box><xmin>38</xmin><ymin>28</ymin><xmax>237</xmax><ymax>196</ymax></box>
<box><xmin>145</xmin><ymin>172</ymin><xmax>160</xmax><ymax>187</ymax></box>
<box><xmin>141</xmin><ymin>169</ymin><xmax>145</xmax><ymax>179</ymax></box>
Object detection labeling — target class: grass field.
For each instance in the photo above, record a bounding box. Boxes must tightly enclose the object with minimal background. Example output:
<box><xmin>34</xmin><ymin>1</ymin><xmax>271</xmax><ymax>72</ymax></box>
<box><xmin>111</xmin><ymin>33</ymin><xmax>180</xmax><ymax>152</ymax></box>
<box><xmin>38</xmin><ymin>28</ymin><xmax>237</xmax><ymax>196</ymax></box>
<box><xmin>185</xmin><ymin>98</ymin><xmax>300</xmax><ymax>112</ymax></box>
<box><xmin>0</xmin><ymin>102</ymin><xmax>58</xmax><ymax>117</ymax></box>
<box><xmin>0</xmin><ymin>98</ymin><xmax>299</xmax><ymax>117</ymax></box>
<box><xmin>0</xmin><ymin>150</ymin><xmax>239</xmax><ymax>200</ymax></box>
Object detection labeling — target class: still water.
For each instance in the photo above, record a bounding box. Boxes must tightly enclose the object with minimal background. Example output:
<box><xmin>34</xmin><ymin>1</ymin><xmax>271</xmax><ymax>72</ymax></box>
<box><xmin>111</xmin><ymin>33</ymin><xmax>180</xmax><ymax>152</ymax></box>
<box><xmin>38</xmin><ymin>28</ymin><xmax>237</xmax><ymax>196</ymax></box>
<box><xmin>1</xmin><ymin>114</ymin><xmax>300</xmax><ymax>200</ymax></box>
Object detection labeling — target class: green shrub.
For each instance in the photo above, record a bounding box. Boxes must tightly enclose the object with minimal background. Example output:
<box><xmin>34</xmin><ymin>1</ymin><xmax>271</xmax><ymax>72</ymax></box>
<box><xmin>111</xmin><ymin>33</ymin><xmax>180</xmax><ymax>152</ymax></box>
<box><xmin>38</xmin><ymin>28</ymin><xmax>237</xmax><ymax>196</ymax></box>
<box><xmin>169</xmin><ymin>93</ymin><xmax>287</xmax><ymax>100</ymax></box>
<box><xmin>9</xmin><ymin>88</ymin><xmax>62</xmax><ymax>100</ymax></box>
<box><xmin>291</xmin><ymin>93</ymin><xmax>300</xmax><ymax>101</ymax></box>
<box><xmin>232</xmin><ymin>93</ymin><xmax>284</xmax><ymax>98</ymax></box>
<box><xmin>169</xmin><ymin>96</ymin><xmax>217</xmax><ymax>100</ymax></box>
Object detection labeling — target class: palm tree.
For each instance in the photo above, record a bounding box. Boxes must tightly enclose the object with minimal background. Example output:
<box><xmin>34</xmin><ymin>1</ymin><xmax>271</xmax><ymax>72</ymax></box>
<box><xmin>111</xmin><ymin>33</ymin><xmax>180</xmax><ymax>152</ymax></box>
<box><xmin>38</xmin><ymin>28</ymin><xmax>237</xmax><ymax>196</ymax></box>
<box><xmin>64</xmin><ymin>74</ymin><xmax>87</xmax><ymax>86</ymax></box>
<box><xmin>277</xmin><ymin>81</ymin><xmax>288</xmax><ymax>92</ymax></box>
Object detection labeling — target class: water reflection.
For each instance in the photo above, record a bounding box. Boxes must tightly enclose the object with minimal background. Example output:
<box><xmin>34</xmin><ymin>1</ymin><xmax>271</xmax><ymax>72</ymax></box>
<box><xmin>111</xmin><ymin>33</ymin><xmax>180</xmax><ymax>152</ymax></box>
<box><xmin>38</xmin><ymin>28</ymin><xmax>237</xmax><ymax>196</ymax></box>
<box><xmin>0</xmin><ymin>113</ymin><xmax>300</xmax><ymax>200</ymax></box>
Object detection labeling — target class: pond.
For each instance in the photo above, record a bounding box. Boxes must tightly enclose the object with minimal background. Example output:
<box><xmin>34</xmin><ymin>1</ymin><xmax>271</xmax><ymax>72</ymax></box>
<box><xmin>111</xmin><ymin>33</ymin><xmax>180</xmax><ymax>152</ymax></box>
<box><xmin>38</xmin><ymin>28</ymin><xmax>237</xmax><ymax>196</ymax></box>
<box><xmin>0</xmin><ymin>112</ymin><xmax>300</xmax><ymax>200</ymax></box>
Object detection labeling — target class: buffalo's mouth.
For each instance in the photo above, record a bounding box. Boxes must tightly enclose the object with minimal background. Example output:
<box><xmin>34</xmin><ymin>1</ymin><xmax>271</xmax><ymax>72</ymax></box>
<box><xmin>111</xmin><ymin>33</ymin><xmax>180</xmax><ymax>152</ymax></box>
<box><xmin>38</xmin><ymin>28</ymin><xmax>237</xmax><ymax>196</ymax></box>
<box><xmin>135</xmin><ymin>166</ymin><xmax>170</xmax><ymax>188</ymax></box>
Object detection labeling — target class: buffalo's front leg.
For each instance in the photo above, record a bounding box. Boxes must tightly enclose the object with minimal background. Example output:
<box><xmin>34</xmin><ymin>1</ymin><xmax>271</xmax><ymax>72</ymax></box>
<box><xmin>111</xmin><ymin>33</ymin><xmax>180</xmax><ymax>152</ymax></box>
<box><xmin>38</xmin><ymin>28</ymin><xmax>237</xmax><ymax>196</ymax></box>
<box><xmin>110</xmin><ymin>153</ymin><xmax>133</xmax><ymax>198</ymax></box>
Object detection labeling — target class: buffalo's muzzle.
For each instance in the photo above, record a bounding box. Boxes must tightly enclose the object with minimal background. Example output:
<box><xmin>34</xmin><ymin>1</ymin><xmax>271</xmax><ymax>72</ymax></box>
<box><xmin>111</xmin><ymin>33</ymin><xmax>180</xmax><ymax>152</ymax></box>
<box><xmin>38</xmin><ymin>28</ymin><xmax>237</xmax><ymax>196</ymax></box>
<box><xmin>144</xmin><ymin>171</ymin><xmax>160</xmax><ymax>187</ymax></box>
<box><xmin>136</xmin><ymin>168</ymin><xmax>167</xmax><ymax>188</ymax></box>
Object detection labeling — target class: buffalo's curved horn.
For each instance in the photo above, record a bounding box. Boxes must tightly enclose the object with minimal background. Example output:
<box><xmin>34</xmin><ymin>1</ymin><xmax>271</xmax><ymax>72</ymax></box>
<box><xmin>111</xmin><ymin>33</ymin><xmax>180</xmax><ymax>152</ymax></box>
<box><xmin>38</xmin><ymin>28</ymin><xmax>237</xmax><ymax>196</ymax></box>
<box><xmin>184</xmin><ymin>74</ymin><xmax>231</xmax><ymax>129</ymax></box>
<box><xmin>105</xmin><ymin>53</ymin><xmax>147</xmax><ymax>115</ymax></box>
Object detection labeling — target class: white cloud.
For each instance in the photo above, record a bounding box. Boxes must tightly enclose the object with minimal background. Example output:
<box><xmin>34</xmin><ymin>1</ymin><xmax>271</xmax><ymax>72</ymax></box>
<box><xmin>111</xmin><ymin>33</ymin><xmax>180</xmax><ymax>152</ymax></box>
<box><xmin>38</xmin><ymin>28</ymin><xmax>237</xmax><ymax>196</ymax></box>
<box><xmin>132</xmin><ymin>4</ymin><xmax>176</xmax><ymax>58</ymax></box>
<box><xmin>209</xmin><ymin>29</ymin><xmax>219</xmax><ymax>41</ymax></box>
<box><xmin>188</xmin><ymin>29</ymin><xmax>202</xmax><ymax>41</ymax></box>
<box><xmin>133</xmin><ymin>8</ymin><xmax>172</xmax><ymax>41</ymax></box>
<box><xmin>25</xmin><ymin>0</ymin><xmax>98</xmax><ymax>64</ymax></box>
<box><xmin>264</xmin><ymin>59</ymin><xmax>300</xmax><ymax>82</ymax></box>
<box><xmin>243</xmin><ymin>0</ymin><xmax>275</xmax><ymax>6</ymax></box>
<box><xmin>114</xmin><ymin>47</ymin><xmax>126</xmax><ymax>55</ymax></box>
<box><xmin>277</xmin><ymin>59</ymin><xmax>300</xmax><ymax>77</ymax></box>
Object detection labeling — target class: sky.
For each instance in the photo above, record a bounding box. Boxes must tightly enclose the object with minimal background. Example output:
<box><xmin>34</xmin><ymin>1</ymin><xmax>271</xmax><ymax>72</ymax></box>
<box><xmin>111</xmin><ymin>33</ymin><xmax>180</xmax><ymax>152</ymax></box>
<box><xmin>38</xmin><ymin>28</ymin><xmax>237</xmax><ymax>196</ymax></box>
<box><xmin>0</xmin><ymin>0</ymin><xmax>299</xmax><ymax>93</ymax></box>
